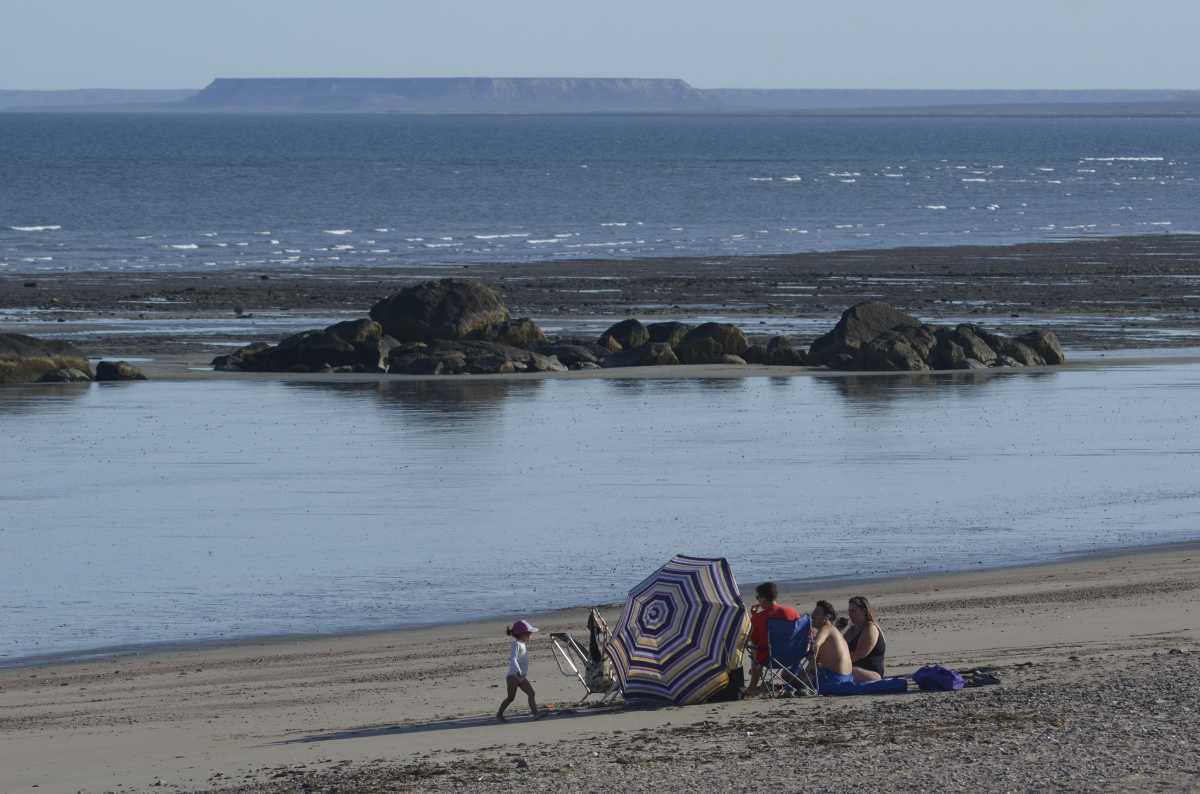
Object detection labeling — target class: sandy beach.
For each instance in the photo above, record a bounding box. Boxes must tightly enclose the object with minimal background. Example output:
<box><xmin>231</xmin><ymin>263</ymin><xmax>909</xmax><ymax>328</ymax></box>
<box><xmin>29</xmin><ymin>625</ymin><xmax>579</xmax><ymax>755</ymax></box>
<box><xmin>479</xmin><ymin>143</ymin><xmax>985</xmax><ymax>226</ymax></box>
<box><xmin>1</xmin><ymin>543</ymin><xmax>1196</xmax><ymax>793</ymax></box>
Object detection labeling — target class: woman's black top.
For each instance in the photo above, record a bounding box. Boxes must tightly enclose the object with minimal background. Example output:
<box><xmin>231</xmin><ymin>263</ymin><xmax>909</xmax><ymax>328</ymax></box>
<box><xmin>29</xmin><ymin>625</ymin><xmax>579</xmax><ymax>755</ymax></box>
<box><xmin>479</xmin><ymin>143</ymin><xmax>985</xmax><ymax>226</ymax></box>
<box><xmin>846</xmin><ymin>623</ymin><xmax>886</xmax><ymax>676</ymax></box>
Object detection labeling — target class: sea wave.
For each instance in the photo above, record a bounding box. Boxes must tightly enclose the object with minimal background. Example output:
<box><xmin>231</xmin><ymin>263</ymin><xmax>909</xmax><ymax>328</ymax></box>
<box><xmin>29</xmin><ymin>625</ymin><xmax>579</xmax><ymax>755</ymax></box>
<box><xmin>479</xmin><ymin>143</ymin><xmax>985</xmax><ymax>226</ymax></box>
<box><xmin>1082</xmin><ymin>156</ymin><xmax>1164</xmax><ymax>162</ymax></box>
<box><xmin>170</xmin><ymin>244</ymin><xmax>199</xmax><ymax>250</ymax></box>
<box><xmin>924</xmin><ymin>205</ymin><xmax>948</xmax><ymax>210</ymax></box>
<box><xmin>10</xmin><ymin>225</ymin><xmax>62</xmax><ymax>232</ymax></box>
<box><xmin>324</xmin><ymin>229</ymin><xmax>353</xmax><ymax>235</ymax></box>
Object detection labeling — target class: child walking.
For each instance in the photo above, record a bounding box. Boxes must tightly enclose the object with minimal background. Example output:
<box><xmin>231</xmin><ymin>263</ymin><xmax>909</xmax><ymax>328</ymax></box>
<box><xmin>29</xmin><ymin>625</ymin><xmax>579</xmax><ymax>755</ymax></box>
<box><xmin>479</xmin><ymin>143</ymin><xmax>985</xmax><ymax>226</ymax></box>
<box><xmin>497</xmin><ymin>619</ymin><xmax>544</xmax><ymax>722</ymax></box>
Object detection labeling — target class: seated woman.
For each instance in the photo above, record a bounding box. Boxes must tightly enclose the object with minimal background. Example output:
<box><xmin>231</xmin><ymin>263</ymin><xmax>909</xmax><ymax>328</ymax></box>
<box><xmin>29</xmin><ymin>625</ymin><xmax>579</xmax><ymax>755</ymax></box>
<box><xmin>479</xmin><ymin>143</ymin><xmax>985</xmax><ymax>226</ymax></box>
<box><xmin>840</xmin><ymin>595</ymin><xmax>887</xmax><ymax>683</ymax></box>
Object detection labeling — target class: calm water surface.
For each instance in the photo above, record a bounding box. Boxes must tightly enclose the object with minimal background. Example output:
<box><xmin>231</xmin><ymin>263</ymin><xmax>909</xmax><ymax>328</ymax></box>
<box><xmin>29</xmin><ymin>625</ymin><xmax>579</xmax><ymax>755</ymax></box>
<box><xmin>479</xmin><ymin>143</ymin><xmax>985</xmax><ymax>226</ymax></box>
<box><xmin>3</xmin><ymin>365</ymin><xmax>1200</xmax><ymax>662</ymax></box>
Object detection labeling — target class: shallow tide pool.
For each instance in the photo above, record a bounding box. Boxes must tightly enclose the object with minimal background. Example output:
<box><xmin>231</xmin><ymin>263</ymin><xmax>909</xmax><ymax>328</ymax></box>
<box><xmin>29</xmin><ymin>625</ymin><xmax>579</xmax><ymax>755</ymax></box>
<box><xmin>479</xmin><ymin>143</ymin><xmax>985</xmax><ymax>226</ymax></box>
<box><xmin>2</xmin><ymin>365</ymin><xmax>1199</xmax><ymax>662</ymax></box>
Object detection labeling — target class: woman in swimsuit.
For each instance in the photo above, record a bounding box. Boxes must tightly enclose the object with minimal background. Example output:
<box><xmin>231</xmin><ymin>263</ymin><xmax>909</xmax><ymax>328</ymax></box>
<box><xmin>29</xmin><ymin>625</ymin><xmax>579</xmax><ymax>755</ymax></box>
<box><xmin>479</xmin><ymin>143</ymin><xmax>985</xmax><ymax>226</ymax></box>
<box><xmin>841</xmin><ymin>595</ymin><xmax>887</xmax><ymax>683</ymax></box>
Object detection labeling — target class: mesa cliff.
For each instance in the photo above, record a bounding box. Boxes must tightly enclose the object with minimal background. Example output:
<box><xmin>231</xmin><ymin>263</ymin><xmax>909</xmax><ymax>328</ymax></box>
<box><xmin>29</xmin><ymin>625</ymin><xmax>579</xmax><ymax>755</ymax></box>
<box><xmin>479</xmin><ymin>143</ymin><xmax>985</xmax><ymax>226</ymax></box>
<box><xmin>184</xmin><ymin>77</ymin><xmax>717</xmax><ymax>113</ymax></box>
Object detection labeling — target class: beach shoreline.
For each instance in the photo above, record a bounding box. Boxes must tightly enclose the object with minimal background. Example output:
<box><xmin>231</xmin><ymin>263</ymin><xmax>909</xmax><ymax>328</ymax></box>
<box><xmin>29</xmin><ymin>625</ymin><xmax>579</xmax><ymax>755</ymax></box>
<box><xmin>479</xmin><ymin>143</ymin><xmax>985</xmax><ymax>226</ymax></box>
<box><xmin>1</xmin><ymin>542</ymin><xmax>1196</xmax><ymax>792</ymax></box>
<box><xmin>5</xmin><ymin>535</ymin><xmax>1198</xmax><ymax>674</ymax></box>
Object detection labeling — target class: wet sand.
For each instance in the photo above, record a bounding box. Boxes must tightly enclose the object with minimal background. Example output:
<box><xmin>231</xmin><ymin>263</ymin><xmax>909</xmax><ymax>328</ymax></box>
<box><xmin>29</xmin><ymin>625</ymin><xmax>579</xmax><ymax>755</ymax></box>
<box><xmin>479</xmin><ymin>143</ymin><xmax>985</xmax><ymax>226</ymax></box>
<box><xmin>3</xmin><ymin>233</ymin><xmax>1200</xmax><ymax>358</ymax></box>
<box><xmin>1</xmin><ymin>544</ymin><xmax>1196</xmax><ymax>793</ymax></box>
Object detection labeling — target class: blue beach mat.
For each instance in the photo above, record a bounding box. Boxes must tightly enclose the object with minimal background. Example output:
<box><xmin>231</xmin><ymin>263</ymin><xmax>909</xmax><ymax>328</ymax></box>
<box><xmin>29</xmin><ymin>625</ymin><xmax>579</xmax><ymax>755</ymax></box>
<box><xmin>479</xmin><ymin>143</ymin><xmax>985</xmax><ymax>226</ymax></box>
<box><xmin>820</xmin><ymin>675</ymin><xmax>908</xmax><ymax>697</ymax></box>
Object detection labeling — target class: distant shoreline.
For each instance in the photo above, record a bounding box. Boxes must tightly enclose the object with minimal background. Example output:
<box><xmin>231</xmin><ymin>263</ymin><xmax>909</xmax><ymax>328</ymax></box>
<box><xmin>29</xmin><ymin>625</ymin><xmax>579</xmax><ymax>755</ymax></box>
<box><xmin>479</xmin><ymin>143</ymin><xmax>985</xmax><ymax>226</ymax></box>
<box><xmin>4</xmin><ymin>81</ymin><xmax>1199</xmax><ymax>115</ymax></box>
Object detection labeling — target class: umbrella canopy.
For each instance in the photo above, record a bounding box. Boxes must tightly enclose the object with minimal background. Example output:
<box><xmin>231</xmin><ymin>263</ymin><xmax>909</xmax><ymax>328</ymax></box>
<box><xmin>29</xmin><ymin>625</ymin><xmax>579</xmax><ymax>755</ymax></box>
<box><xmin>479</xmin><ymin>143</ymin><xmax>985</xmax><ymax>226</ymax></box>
<box><xmin>606</xmin><ymin>554</ymin><xmax>749</xmax><ymax>705</ymax></box>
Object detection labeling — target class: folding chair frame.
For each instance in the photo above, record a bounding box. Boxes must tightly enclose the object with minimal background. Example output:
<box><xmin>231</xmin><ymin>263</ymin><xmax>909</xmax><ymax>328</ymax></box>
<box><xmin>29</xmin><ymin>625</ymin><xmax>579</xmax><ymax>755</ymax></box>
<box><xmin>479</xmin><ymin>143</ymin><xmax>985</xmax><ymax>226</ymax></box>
<box><xmin>753</xmin><ymin>615</ymin><xmax>819</xmax><ymax>698</ymax></box>
<box><xmin>549</xmin><ymin>614</ymin><xmax>620</xmax><ymax>705</ymax></box>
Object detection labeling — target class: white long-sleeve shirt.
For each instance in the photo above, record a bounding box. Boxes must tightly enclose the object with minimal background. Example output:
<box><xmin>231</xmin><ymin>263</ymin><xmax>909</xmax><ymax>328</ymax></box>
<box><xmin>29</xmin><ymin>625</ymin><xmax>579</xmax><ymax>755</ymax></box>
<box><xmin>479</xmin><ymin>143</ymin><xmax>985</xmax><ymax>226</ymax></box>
<box><xmin>508</xmin><ymin>639</ymin><xmax>529</xmax><ymax>679</ymax></box>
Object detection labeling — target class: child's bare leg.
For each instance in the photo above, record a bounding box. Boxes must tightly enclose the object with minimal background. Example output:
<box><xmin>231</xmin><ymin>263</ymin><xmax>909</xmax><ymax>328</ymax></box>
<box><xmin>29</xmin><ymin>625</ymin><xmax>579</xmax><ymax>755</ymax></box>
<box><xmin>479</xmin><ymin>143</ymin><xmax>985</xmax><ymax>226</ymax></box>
<box><xmin>517</xmin><ymin>678</ymin><xmax>543</xmax><ymax>718</ymax></box>
<box><xmin>497</xmin><ymin>676</ymin><xmax>519</xmax><ymax>721</ymax></box>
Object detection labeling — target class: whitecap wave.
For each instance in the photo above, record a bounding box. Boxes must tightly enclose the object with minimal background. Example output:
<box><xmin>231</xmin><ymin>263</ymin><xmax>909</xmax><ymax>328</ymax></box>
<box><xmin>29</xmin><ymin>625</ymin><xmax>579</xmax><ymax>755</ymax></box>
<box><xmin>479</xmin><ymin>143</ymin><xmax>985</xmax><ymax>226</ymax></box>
<box><xmin>782</xmin><ymin>176</ymin><xmax>803</xmax><ymax>182</ymax></box>
<box><xmin>527</xmin><ymin>238</ymin><xmax>561</xmax><ymax>244</ymax></box>
<box><xmin>170</xmin><ymin>243</ymin><xmax>199</xmax><ymax>250</ymax></box>
<box><xmin>924</xmin><ymin>205</ymin><xmax>948</xmax><ymax>210</ymax></box>
<box><xmin>10</xmin><ymin>225</ymin><xmax>62</xmax><ymax>232</ymax></box>
<box><xmin>961</xmin><ymin>178</ymin><xmax>988</xmax><ymax>183</ymax></box>
<box><xmin>1082</xmin><ymin>156</ymin><xmax>1164</xmax><ymax>162</ymax></box>
<box><xmin>473</xmin><ymin>233</ymin><xmax>530</xmax><ymax>240</ymax></box>
<box><xmin>601</xmin><ymin>222</ymin><xmax>628</xmax><ymax>226</ymax></box>
<box><xmin>324</xmin><ymin>229</ymin><xmax>353</xmax><ymax>236</ymax></box>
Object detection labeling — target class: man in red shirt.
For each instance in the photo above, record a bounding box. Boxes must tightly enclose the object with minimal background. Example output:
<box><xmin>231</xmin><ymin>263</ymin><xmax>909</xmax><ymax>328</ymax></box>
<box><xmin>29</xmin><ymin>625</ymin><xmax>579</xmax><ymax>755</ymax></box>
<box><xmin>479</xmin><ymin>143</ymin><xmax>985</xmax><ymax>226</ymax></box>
<box><xmin>746</xmin><ymin>581</ymin><xmax>800</xmax><ymax>694</ymax></box>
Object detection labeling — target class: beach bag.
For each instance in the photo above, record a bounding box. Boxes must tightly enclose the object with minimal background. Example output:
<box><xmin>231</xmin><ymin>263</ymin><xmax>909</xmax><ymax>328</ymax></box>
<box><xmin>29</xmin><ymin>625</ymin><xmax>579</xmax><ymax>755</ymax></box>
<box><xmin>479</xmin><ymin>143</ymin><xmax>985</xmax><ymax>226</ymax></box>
<box><xmin>913</xmin><ymin>664</ymin><xmax>966</xmax><ymax>692</ymax></box>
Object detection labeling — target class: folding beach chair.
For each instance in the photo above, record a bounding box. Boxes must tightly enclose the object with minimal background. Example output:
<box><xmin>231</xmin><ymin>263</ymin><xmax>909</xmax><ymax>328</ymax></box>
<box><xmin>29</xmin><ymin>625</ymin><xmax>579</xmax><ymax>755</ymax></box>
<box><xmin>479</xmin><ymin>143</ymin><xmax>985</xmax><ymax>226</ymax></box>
<box><xmin>550</xmin><ymin>609</ymin><xmax>619</xmax><ymax>705</ymax></box>
<box><xmin>758</xmin><ymin>614</ymin><xmax>818</xmax><ymax>697</ymax></box>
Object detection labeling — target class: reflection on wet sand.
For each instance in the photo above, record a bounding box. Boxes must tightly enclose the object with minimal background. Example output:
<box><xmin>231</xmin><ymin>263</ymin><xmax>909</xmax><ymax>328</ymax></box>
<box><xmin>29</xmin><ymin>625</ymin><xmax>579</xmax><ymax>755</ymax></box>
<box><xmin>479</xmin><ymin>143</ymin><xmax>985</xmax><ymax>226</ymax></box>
<box><xmin>282</xmin><ymin>378</ymin><xmax>544</xmax><ymax>413</ymax></box>
<box><xmin>0</xmin><ymin>382</ymin><xmax>91</xmax><ymax>417</ymax></box>
<box><xmin>816</xmin><ymin>368</ymin><xmax>1058</xmax><ymax>409</ymax></box>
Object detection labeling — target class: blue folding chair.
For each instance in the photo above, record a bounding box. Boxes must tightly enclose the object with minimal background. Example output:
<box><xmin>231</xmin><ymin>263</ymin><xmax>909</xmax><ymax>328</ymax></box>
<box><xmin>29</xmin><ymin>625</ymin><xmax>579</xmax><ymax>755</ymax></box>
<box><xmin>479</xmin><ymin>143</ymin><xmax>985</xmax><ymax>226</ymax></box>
<box><xmin>760</xmin><ymin>614</ymin><xmax>818</xmax><ymax>697</ymax></box>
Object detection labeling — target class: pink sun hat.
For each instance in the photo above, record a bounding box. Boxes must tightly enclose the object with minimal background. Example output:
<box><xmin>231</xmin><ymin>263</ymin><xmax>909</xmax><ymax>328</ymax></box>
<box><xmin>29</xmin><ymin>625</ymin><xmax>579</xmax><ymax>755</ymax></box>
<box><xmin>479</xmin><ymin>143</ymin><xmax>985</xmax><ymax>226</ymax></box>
<box><xmin>510</xmin><ymin>620</ymin><xmax>539</xmax><ymax>636</ymax></box>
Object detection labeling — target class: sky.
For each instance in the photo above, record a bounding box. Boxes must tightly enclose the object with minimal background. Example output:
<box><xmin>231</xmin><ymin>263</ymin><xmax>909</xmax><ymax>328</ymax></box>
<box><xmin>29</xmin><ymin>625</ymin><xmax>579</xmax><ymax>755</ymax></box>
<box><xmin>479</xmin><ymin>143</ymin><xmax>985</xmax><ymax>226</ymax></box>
<box><xmin>2</xmin><ymin>0</ymin><xmax>1197</xmax><ymax>91</ymax></box>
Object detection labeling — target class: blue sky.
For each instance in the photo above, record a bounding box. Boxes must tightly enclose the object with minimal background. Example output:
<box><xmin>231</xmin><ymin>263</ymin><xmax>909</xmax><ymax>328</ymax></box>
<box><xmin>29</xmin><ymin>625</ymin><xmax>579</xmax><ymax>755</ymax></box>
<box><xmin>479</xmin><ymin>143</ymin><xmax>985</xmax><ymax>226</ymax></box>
<box><xmin>3</xmin><ymin>0</ymin><xmax>1196</xmax><ymax>90</ymax></box>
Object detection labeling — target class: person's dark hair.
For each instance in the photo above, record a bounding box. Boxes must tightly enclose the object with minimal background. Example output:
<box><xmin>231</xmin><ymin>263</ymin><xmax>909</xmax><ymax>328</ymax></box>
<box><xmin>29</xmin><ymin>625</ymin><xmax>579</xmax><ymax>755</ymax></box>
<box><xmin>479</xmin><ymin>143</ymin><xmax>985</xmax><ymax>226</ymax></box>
<box><xmin>755</xmin><ymin>581</ymin><xmax>779</xmax><ymax>601</ymax></box>
<box><xmin>815</xmin><ymin>600</ymin><xmax>837</xmax><ymax>621</ymax></box>
<box><xmin>505</xmin><ymin>626</ymin><xmax>513</xmax><ymax>637</ymax></box>
<box><xmin>849</xmin><ymin>595</ymin><xmax>878</xmax><ymax>624</ymax></box>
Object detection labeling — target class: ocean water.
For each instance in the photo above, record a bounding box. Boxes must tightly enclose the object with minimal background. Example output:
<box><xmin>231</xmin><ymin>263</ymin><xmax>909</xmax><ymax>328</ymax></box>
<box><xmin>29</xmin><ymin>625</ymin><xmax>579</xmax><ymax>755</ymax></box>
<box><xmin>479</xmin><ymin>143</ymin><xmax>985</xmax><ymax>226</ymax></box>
<box><xmin>3</xmin><ymin>364</ymin><xmax>1200</xmax><ymax>663</ymax></box>
<box><xmin>1</xmin><ymin>114</ymin><xmax>1199</xmax><ymax>273</ymax></box>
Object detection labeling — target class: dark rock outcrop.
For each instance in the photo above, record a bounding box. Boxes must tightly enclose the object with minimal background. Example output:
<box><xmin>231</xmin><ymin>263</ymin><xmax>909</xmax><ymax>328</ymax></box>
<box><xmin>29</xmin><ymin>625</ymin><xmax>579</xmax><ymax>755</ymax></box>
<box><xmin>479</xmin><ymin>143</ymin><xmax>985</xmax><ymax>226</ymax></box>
<box><xmin>1018</xmin><ymin>330</ymin><xmax>1067</xmax><ymax>365</ymax></box>
<box><xmin>38</xmin><ymin>367</ymin><xmax>92</xmax><ymax>383</ymax></box>
<box><xmin>675</xmin><ymin>323</ymin><xmax>749</xmax><ymax>365</ymax></box>
<box><xmin>369</xmin><ymin>279</ymin><xmax>509</xmax><ymax>343</ymax></box>
<box><xmin>599</xmin><ymin>319</ymin><xmax>650</xmax><ymax>352</ymax></box>
<box><xmin>211</xmin><ymin>342</ymin><xmax>272</xmax><ymax>372</ymax></box>
<box><xmin>856</xmin><ymin>326</ymin><xmax>937</xmax><ymax>372</ymax></box>
<box><xmin>213</xmin><ymin>319</ymin><xmax>392</xmax><ymax>373</ymax></box>
<box><xmin>0</xmin><ymin>333</ymin><xmax>93</xmax><ymax>384</ymax></box>
<box><xmin>810</xmin><ymin>303</ymin><xmax>1066</xmax><ymax>372</ymax></box>
<box><xmin>95</xmin><ymin>360</ymin><xmax>148</xmax><ymax>381</ymax></box>
<box><xmin>646</xmin><ymin>321</ymin><xmax>694</xmax><ymax>347</ymax></box>
<box><xmin>808</xmin><ymin>302</ymin><xmax>920</xmax><ymax>368</ymax></box>
<box><xmin>547</xmin><ymin>344</ymin><xmax>601</xmax><ymax>369</ymax></box>
<box><xmin>766</xmin><ymin>336</ymin><xmax>807</xmax><ymax>366</ymax></box>
<box><xmin>742</xmin><ymin>344</ymin><xmax>769</xmax><ymax>365</ymax></box>
<box><xmin>491</xmin><ymin>318</ymin><xmax>547</xmax><ymax>349</ymax></box>
<box><xmin>602</xmin><ymin>342</ymin><xmax>680</xmax><ymax>368</ymax></box>
<box><xmin>389</xmin><ymin>340</ymin><xmax>566</xmax><ymax>375</ymax></box>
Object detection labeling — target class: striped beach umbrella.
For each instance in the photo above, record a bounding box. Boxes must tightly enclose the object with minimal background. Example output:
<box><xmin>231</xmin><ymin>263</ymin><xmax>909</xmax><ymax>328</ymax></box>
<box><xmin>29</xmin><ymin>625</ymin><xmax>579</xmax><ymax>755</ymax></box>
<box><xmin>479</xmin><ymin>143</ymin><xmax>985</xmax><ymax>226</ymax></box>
<box><xmin>606</xmin><ymin>554</ymin><xmax>749</xmax><ymax>706</ymax></box>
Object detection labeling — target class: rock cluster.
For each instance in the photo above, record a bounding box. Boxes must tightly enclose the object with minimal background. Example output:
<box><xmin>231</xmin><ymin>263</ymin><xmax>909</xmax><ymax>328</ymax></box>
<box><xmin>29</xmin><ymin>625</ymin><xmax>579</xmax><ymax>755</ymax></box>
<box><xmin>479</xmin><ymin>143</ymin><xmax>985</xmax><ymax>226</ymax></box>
<box><xmin>212</xmin><ymin>279</ymin><xmax>808</xmax><ymax>376</ymax></box>
<box><xmin>808</xmin><ymin>301</ymin><xmax>1066</xmax><ymax>372</ymax></box>
<box><xmin>1</xmin><ymin>333</ymin><xmax>147</xmax><ymax>384</ymax></box>
<box><xmin>215</xmin><ymin>280</ymin><xmax>570</xmax><ymax>375</ymax></box>
<box><xmin>207</xmin><ymin>281</ymin><xmax>1064</xmax><ymax>377</ymax></box>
